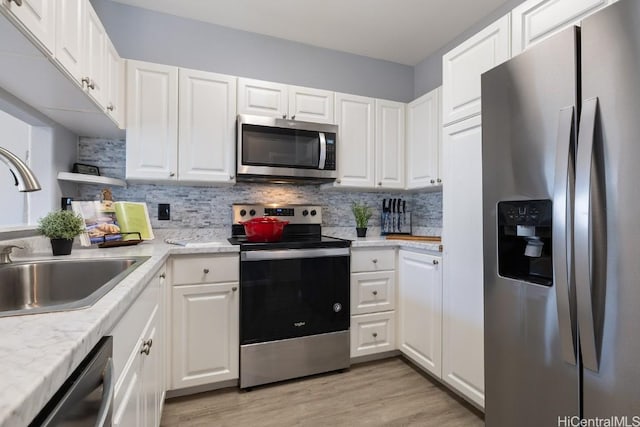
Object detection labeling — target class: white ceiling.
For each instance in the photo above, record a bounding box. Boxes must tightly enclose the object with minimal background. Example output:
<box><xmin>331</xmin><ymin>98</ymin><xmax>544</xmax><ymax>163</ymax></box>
<box><xmin>110</xmin><ymin>0</ymin><xmax>509</xmax><ymax>66</ymax></box>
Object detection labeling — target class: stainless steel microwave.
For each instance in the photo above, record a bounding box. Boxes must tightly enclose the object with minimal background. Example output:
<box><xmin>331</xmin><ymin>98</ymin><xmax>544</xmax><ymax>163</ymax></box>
<box><xmin>236</xmin><ymin>114</ymin><xmax>338</xmax><ymax>182</ymax></box>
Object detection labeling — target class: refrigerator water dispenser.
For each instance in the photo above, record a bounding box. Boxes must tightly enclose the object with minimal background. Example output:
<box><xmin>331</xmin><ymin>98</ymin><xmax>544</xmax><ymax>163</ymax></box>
<box><xmin>497</xmin><ymin>200</ymin><xmax>553</xmax><ymax>286</ymax></box>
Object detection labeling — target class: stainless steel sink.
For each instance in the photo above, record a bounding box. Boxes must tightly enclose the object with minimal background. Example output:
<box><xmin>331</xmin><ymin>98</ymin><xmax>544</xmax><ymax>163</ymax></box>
<box><xmin>0</xmin><ymin>257</ymin><xmax>149</xmax><ymax>317</ymax></box>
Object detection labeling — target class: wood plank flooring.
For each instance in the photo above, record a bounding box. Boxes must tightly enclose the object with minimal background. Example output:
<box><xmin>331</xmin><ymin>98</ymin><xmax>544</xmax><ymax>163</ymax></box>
<box><xmin>160</xmin><ymin>357</ymin><xmax>484</xmax><ymax>427</ymax></box>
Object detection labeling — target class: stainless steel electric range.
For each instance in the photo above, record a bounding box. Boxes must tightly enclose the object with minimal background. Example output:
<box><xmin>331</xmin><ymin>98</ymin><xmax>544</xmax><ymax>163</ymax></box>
<box><xmin>228</xmin><ymin>204</ymin><xmax>351</xmax><ymax>389</ymax></box>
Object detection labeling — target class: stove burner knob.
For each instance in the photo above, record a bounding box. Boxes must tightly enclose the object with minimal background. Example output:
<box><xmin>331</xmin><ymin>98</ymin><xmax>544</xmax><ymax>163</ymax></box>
<box><xmin>239</xmin><ymin>209</ymin><xmax>247</xmax><ymax>217</ymax></box>
<box><xmin>310</xmin><ymin>209</ymin><xmax>317</xmax><ymax>216</ymax></box>
<box><xmin>302</xmin><ymin>209</ymin><xmax>309</xmax><ymax>216</ymax></box>
<box><xmin>249</xmin><ymin>209</ymin><xmax>256</xmax><ymax>216</ymax></box>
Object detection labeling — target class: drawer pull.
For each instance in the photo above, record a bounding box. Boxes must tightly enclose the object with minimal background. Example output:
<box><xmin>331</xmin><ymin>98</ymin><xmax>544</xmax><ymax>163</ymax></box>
<box><xmin>372</xmin><ymin>290</ymin><xmax>378</xmax><ymax>296</ymax></box>
<box><xmin>203</xmin><ymin>268</ymin><xmax>210</xmax><ymax>274</ymax></box>
<box><xmin>432</xmin><ymin>259</ymin><xmax>439</xmax><ymax>265</ymax></box>
<box><xmin>232</xmin><ymin>286</ymin><xmax>238</xmax><ymax>292</ymax></box>
<box><xmin>159</xmin><ymin>273</ymin><xmax>166</xmax><ymax>279</ymax></box>
<box><xmin>372</xmin><ymin>332</ymin><xmax>378</xmax><ymax>338</ymax></box>
<box><xmin>372</xmin><ymin>259</ymin><xmax>378</xmax><ymax>264</ymax></box>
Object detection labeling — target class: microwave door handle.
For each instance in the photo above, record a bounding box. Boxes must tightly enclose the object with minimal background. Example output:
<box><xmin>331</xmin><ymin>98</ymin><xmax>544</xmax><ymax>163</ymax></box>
<box><xmin>319</xmin><ymin>132</ymin><xmax>327</xmax><ymax>169</ymax></box>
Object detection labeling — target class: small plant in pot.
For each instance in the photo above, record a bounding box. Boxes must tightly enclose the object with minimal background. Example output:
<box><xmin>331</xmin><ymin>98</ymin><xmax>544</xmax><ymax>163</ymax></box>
<box><xmin>351</xmin><ymin>201</ymin><xmax>373</xmax><ymax>238</ymax></box>
<box><xmin>37</xmin><ymin>210</ymin><xmax>85</xmax><ymax>256</ymax></box>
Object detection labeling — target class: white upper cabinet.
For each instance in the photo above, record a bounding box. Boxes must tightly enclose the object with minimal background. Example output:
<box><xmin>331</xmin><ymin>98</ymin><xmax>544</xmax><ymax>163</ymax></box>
<box><xmin>334</xmin><ymin>93</ymin><xmax>375</xmax><ymax>188</ymax></box>
<box><xmin>55</xmin><ymin>0</ymin><xmax>83</xmax><ymax>83</ymax></box>
<box><xmin>442</xmin><ymin>14</ymin><xmax>511</xmax><ymax>126</ymax></box>
<box><xmin>2</xmin><ymin>0</ymin><xmax>55</xmax><ymax>53</ymax></box>
<box><xmin>288</xmin><ymin>85</ymin><xmax>334</xmax><ymax>124</ymax></box>
<box><xmin>179</xmin><ymin>68</ymin><xmax>237</xmax><ymax>183</ymax></box>
<box><xmin>126</xmin><ymin>60</ymin><xmax>179</xmax><ymax>181</ymax></box>
<box><xmin>105</xmin><ymin>37</ymin><xmax>125</xmax><ymax>127</ymax></box>
<box><xmin>237</xmin><ymin>78</ymin><xmax>288</xmax><ymax>118</ymax></box>
<box><xmin>83</xmin><ymin>2</ymin><xmax>106</xmax><ymax>107</ymax></box>
<box><xmin>375</xmin><ymin>99</ymin><xmax>405</xmax><ymax>189</ymax></box>
<box><xmin>406</xmin><ymin>87</ymin><xmax>442</xmax><ymax>189</ymax></box>
<box><xmin>512</xmin><ymin>0</ymin><xmax>611</xmax><ymax>55</ymax></box>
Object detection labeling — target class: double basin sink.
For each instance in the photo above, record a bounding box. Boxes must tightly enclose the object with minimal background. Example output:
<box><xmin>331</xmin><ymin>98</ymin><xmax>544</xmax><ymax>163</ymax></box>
<box><xmin>0</xmin><ymin>257</ymin><xmax>149</xmax><ymax>317</ymax></box>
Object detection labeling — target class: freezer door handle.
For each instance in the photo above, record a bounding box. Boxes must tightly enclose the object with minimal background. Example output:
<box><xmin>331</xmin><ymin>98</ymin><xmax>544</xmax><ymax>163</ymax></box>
<box><xmin>553</xmin><ymin>106</ymin><xmax>577</xmax><ymax>365</ymax></box>
<box><xmin>575</xmin><ymin>97</ymin><xmax>606</xmax><ymax>373</ymax></box>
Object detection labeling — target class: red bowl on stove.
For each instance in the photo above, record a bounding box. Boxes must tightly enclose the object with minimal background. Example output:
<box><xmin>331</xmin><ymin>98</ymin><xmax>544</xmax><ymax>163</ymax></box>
<box><xmin>240</xmin><ymin>217</ymin><xmax>289</xmax><ymax>242</ymax></box>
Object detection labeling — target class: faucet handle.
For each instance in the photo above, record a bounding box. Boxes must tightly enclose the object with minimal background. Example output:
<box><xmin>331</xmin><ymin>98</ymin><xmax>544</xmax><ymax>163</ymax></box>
<box><xmin>0</xmin><ymin>245</ymin><xmax>22</xmax><ymax>264</ymax></box>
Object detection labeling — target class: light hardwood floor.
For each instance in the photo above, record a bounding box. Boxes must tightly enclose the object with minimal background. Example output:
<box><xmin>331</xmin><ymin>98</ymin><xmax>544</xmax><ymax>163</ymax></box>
<box><xmin>160</xmin><ymin>357</ymin><xmax>484</xmax><ymax>427</ymax></box>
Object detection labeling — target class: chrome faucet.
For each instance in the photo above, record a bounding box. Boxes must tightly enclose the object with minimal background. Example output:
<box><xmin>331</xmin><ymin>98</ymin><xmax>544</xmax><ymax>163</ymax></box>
<box><xmin>0</xmin><ymin>245</ymin><xmax>22</xmax><ymax>264</ymax></box>
<box><xmin>0</xmin><ymin>146</ymin><xmax>41</xmax><ymax>192</ymax></box>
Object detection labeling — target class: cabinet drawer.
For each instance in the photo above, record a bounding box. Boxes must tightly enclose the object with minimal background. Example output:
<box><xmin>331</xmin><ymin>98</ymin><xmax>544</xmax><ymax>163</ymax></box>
<box><xmin>172</xmin><ymin>255</ymin><xmax>239</xmax><ymax>285</ymax></box>
<box><xmin>351</xmin><ymin>248</ymin><xmax>395</xmax><ymax>272</ymax></box>
<box><xmin>351</xmin><ymin>271</ymin><xmax>395</xmax><ymax>315</ymax></box>
<box><xmin>350</xmin><ymin>311</ymin><xmax>395</xmax><ymax>357</ymax></box>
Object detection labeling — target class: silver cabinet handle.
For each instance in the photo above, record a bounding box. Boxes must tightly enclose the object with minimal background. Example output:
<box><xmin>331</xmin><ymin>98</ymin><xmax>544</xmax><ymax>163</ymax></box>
<box><xmin>229</xmin><ymin>175</ymin><xmax>234</xmax><ymax>180</ymax></box>
<box><xmin>140</xmin><ymin>344</ymin><xmax>150</xmax><ymax>355</ymax></box>
<box><xmin>169</xmin><ymin>172</ymin><xmax>175</xmax><ymax>177</ymax></box>
<box><xmin>372</xmin><ymin>259</ymin><xmax>378</xmax><ymax>264</ymax></box>
<box><xmin>432</xmin><ymin>259</ymin><xmax>439</xmax><ymax>265</ymax></box>
<box><xmin>232</xmin><ymin>286</ymin><xmax>238</xmax><ymax>292</ymax></box>
<box><xmin>203</xmin><ymin>268</ymin><xmax>209</xmax><ymax>274</ymax></box>
<box><xmin>336</xmin><ymin>179</ymin><xmax>341</xmax><ymax>184</ymax></box>
<box><xmin>553</xmin><ymin>106</ymin><xmax>578</xmax><ymax>366</ymax></box>
<box><xmin>437</xmin><ymin>178</ymin><xmax>442</xmax><ymax>183</ymax></box>
<box><xmin>282</xmin><ymin>114</ymin><xmax>287</xmax><ymax>119</ymax></box>
<box><xmin>81</xmin><ymin>77</ymin><xmax>95</xmax><ymax>90</ymax></box>
<box><xmin>575</xmin><ymin>97</ymin><xmax>605</xmax><ymax>373</ymax></box>
<box><xmin>159</xmin><ymin>273</ymin><xmax>166</xmax><ymax>279</ymax></box>
<box><xmin>107</xmin><ymin>103</ymin><xmax>114</xmax><ymax>111</ymax></box>
<box><xmin>377</xmin><ymin>182</ymin><xmax>382</xmax><ymax>186</ymax></box>
<box><xmin>372</xmin><ymin>290</ymin><xmax>378</xmax><ymax>296</ymax></box>
<box><xmin>372</xmin><ymin>332</ymin><xmax>378</xmax><ymax>338</ymax></box>
<box><xmin>8</xmin><ymin>0</ymin><xmax>23</xmax><ymax>6</ymax></box>
<box><xmin>291</xmin><ymin>115</ymin><xmax>296</xmax><ymax>120</ymax></box>
<box><xmin>430</xmin><ymin>179</ymin><xmax>435</xmax><ymax>184</ymax></box>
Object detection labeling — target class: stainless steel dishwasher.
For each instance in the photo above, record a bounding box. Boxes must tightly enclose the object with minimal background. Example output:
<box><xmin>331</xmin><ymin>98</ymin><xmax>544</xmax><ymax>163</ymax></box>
<box><xmin>29</xmin><ymin>336</ymin><xmax>114</xmax><ymax>426</ymax></box>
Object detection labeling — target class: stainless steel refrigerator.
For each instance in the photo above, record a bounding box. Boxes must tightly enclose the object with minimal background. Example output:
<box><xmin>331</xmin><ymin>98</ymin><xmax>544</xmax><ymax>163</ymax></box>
<box><xmin>482</xmin><ymin>0</ymin><xmax>640</xmax><ymax>425</ymax></box>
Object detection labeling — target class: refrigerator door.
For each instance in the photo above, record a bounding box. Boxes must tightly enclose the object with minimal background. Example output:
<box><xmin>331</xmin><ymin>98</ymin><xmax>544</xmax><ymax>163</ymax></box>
<box><xmin>482</xmin><ymin>27</ymin><xmax>580</xmax><ymax>426</ymax></box>
<box><xmin>580</xmin><ymin>0</ymin><xmax>640</xmax><ymax>417</ymax></box>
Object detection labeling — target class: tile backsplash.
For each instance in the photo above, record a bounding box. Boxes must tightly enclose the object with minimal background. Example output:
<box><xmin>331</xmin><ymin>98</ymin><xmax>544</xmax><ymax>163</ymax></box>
<box><xmin>76</xmin><ymin>138</ymin><xmax>442</xmax><ymax>234</ymax></box>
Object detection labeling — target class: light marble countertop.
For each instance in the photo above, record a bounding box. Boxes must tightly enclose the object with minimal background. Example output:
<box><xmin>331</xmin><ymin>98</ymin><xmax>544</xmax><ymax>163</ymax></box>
<box><xmin>0</xmin><ymin>235</ymin><xmax>440</xmax><ymax>426</ymax></box>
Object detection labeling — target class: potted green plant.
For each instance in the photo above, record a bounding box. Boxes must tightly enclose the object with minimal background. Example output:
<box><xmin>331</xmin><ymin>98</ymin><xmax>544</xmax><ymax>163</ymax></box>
<box><xmin>37</xmin><ymin>210</ymin><xmax>85</xmax><ymax>256</ymax></box>
<box><xmin>351</xmin><ymin>201</ymin><xmax>373</xmax><ymax>238</ymax></box>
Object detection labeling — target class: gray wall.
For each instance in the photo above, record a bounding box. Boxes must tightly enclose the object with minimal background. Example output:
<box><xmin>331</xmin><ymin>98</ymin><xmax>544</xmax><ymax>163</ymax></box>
<box><xmin>413</xmin><ymin>0</ymin><xmax>528</xmax><ymax>97</ymax></box>
<box><xmin>90</xmin><ymin>0</ymin><xmax>414</xmax><ymax>103</ymax></box>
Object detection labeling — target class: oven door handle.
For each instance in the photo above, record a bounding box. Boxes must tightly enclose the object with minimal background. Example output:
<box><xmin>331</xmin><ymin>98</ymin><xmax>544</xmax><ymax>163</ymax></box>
<box><xmin>241</xmin><ymin>247</ymin><xmax>349</xmax><ymax>261</ymax></box>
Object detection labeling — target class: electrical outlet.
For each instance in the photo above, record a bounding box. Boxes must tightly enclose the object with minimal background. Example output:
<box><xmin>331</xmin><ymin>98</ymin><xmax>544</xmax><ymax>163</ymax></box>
<box><xmin>158</xmin><ymin>203</ymin><xmax>170</xmax><ymax>220</ymax></box>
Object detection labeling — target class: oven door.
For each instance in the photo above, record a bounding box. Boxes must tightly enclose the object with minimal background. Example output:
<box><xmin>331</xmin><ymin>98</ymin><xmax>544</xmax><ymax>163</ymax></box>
<box><xmin>237</xmin><ymin>114</ymin><xmax>337</xmax><ymax>180</ymax></box>
<box><xmin>240</xmin><ymin>247</ymin><xmax>350</xmax><ymax>345</ymax></box>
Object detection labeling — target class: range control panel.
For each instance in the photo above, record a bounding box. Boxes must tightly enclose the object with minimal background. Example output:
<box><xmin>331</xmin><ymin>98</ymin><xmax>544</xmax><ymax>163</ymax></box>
<box><xmin>232</xmin><ymin>204</ymin><xmax>323</xmax><ymax>225</ymax></box>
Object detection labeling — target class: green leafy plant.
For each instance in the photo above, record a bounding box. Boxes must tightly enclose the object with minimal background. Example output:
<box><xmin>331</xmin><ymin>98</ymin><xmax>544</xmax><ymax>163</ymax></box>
<box><xmin>37</xmin><ymin>210</ymin><xmax>85</xmax><ymax>240</ymax></box>
<box><xmin>351</xmin><ymin>202</ymin><xmax>373</xmax><ymax>228</ymax></box>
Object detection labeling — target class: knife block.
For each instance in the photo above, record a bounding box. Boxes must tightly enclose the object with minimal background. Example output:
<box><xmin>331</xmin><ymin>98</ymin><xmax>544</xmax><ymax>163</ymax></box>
<box><xmin>381</xmin><ymin>211</ymin><xmax>412</xmax><ymax>235</ymax></box>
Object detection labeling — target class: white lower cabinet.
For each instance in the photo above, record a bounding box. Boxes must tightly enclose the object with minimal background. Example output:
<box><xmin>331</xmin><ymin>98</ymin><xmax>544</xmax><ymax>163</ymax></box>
<box><xmin>350</xmin><ymin>248</ymin><xmax>396</xmax><ymax>358</ymax></box>
<box><xmin>397</xmin><ymin>250</ymin><xmax>442</xmax><ymax>378</ymax></box>
<box><xmin>169</xmin><ymin>254</ymin><xmax>239</xmax><ymax>391</ymax></box>
<box><xmin>112</xmin><ymin>265</ymin><xmax>166</xmax><ymax>427</ymax></box>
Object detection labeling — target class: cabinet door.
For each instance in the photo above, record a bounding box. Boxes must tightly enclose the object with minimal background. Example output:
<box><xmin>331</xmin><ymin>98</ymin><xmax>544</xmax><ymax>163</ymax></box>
<box><xmin>84</xmin><ymin>3</ymin><xmax>106</xmax><ymax>107</ymax></box>
<box><xmin>171</xmin><ymin>282</ymin><xmax>239</xmax><ymax>389</ymax></box>
<box><xmin>442</xmin><ymin>14</ymin><xmax>510</xmax><ymax>126</ymax></box>
<box><xmin>126</xmin><ymin>60</ymin><xmax>178</xmax><ymax>181</ymax></box>
<box><xmin>406</xmin><ymin>88</ymin><xmax>441</xmax><ymax>189</ymax></box>
<box><xmin>350</xmin><ymin>311</ymin><xmax>395</xmax><ymax>357</ymax></box>
<box><xmin>288</xmin><ymin>85</ymin><xmax>335</xmax><ymax>124</ymax></box>
<box><xmin>140</xmin><ymin>306</ymin><xmax>160</xmax><ymax>427</ymax></box>
<box><xmin>375</xmin><ymin>99</ymin><xmax>405</xmax><ymax>189</ymax></box>
<box><xmin>334</xmin><ymin>93</ymin><xmax>375</xmax><ymax>188</ymax></box>
<box><xmin>112</xmin><ymin>357</ymin><xmax>141</xmax><ymax>427</ymax></box>
<box><xmin>237</xmin><ymin>78</ymin><xmax>288</xmax><ymax>118</ymax></box>
<box><xmin>3</xmin><ymin>0</ymin><xmax>55</xmax><ymax>53</ymax></box>
<box><xmin>398</xmin><ymin>250</ymin><xmax>443</xmax><ymax>378</ymax></box>
<box><xmin>105</xmin><ymin>38</ymin><xmax>125</xmax><ymax>127</ymax></box>
<box><xmin>55</xmin><ymin>0</ymin><xmax>84</xmax><ymax>83</ymax></box>
<box><xmin>512</xmin><ymin>0</ymin><xmax>610</xmax><ymax>55</ymax></box>
<box><xmin>179</xmin><ymin>68</ymin><xmax>237</xmax><ymax>183</ymax></box>
<box><xmin>442</xmin><ymin>115</ymin><xmax>485</xmax><ymax>408</ymax></box>
<box><xmin>351</xmin><ymin>271</ymin><xmax>395</xmax><ymax>315</ymax></box>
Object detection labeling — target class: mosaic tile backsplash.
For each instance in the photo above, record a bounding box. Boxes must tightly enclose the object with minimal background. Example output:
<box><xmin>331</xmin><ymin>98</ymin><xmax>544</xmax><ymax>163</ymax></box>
<box><xmin>77</xmin><ymin>138</ymin><xmax>442</xmax><ymax>235</ymax></box>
